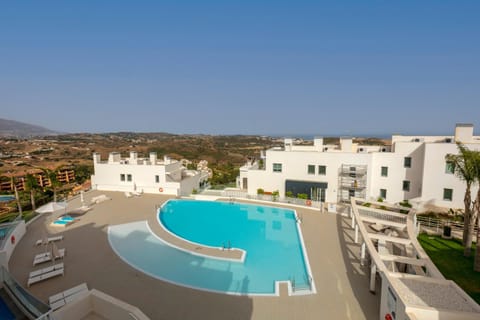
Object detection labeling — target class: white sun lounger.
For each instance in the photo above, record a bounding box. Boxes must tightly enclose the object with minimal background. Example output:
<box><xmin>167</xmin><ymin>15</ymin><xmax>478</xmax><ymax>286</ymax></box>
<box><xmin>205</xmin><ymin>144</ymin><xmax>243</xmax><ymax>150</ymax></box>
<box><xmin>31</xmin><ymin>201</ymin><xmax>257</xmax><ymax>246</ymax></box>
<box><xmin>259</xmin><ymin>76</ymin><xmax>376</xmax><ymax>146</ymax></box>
<box><xmin>125</xmin><ymin>192</ymin><xmax>133</xmax><ymax>198</ymax></box>
<box><xmin>49</xmin><ymin>283</ymin><xmax>88</xmax><ymax>311</ymax></box>
<box><xmin>27</xmin><ymin>263</ymin><xmax>64</xmax><ymax>287</ymax></box>
<box><xmin>33</xmin><ymin>248</ymin><xmax>66</xmax><ymax>266</ymax></box>
<box><xmin>35</xmin><ymin>235</ymin><xmax>64</xmax><ymax>246</ymax></box>
<box><xmin>90</xmin><ymin>194</ymin><xmax>110</xmax><ymax>204</ymax></box>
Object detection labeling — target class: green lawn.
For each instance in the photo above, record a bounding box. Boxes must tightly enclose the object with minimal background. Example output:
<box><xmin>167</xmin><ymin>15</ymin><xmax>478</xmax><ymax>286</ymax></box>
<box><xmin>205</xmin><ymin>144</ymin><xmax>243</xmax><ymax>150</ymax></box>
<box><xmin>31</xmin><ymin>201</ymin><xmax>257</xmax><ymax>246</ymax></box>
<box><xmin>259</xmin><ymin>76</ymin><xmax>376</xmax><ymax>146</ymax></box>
<box><xmin>418</xmin><ymin>233</ymin><xmax>480</xmax><ymax>304</ymax></box>
<box><xmin>0</xmin><ymin>210</ymin><xmax>36</xmax><ymax>224</ymax></box>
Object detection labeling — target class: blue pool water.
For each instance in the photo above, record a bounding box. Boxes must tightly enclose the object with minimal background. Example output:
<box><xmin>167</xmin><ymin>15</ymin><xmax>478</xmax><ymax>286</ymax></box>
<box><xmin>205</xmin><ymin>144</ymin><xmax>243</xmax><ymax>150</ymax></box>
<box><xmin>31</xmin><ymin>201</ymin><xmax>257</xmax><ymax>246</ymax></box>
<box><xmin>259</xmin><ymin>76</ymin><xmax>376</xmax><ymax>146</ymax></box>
<box><xmin>108</xmin><ymin>200</ymin><xmax>313</xmax><ymax>295</ymax></box>
<box><xmin>0</xmin><ymin>195</ymin><xmax>14</xmax><ymax>203</ymax></box>
<box><xmin>0</xmin><ymin>296</ymin><xmax>14</xmax><ymax>320</ymax></box>
<box><xmin>53</xmin><ymin>215</ymin><xmax>74</xmax><ymax>225</ymax></box>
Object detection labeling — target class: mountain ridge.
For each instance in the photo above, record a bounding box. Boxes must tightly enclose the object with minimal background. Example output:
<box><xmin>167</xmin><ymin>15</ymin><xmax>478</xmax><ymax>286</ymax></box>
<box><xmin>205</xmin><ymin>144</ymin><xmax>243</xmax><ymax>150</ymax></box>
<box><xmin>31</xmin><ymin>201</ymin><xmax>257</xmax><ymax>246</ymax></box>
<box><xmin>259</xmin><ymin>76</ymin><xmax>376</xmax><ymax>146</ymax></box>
<box><xmin>0</xmin><ymin>118</ymin><xmax>59</xmax><ymax>138</ymax></box>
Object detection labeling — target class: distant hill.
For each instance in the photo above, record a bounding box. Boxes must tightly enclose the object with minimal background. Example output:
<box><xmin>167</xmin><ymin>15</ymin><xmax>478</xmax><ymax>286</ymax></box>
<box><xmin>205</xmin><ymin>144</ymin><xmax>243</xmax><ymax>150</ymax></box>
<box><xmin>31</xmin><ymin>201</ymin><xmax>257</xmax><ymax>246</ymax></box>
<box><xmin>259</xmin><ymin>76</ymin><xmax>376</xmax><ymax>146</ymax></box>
<box><xmin>0</xmin><ymin>118</ymin><xmax>59</xmax><ymax>138</ymax></box>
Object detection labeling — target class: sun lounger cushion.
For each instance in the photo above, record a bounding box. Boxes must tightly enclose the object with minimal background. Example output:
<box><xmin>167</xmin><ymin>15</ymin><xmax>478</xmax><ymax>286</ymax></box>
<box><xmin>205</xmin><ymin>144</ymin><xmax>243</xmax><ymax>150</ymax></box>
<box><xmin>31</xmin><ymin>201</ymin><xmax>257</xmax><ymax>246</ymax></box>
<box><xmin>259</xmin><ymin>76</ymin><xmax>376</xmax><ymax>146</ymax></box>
<box><xmin>33</xmin><ymin>248</ymin><xmax>66</xmax><ymax>266</ymax></box>
<box><xmin>35</xmin><ymin>235</ymin><xmax>63</xmax><ymax>246</ymax></box>
<box><xmin>49</xmin><ymin>283</ymin><xmax>88</xmax><ymax>311</ymax></box>
<box><xmin>28</xmin><ymin>263</ymin><xmax>64</xmax><ymax>287</ymax></box>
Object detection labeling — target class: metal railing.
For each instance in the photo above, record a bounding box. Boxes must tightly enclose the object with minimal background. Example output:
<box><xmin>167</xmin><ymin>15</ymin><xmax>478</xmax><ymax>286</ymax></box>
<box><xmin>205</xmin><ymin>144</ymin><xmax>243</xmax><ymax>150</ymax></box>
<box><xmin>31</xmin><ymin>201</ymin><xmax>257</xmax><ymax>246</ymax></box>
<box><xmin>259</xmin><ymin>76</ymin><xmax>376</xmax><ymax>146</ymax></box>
<box><xmin>416</xmin><ymin>215</ymin><xmax>477</xmax><ymax>234</ymax></box>
<box><xmin>291</xmin><ymin>274</ymin><xmax>313</xmax><ymax>292</ymax></box>
<box><xmin>0</xmin><ymin>266</ymin><xmax>52</xmax><ymax>319</ymax></box>
<box><xmin>358</xmin><ymin>208</ymin><xmax>407</xmax><ymax>224</ymax></box>
<box><xmin>220</xmin><ymin>190</ymin><xmax>323</xmax><ymax>209</ymax></box>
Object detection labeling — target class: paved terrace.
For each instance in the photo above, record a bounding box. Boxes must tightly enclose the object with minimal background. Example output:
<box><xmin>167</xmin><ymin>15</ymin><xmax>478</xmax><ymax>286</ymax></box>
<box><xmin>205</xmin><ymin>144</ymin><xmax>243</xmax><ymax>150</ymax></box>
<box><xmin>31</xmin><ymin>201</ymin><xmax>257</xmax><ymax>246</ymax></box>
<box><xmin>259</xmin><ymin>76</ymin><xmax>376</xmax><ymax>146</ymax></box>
<box><xmin>9</xmin><ymin>191</ymin><xmax>379</xmax><ymax>320</ymax></box>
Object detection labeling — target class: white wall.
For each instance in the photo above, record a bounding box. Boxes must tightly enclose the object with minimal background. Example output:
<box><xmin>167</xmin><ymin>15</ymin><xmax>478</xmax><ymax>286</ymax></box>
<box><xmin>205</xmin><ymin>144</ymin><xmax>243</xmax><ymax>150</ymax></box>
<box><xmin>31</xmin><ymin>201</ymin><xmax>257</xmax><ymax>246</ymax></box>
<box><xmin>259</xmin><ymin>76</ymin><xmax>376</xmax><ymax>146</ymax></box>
<box><xmin>369</xmin><ymin>143</ymin><xmax>425</xmax><ymax>204</ymax></box>
<box><xmin>92</xmin><ymin>153</ymin><xmax>202</xmax><ymax>196</ymax></box>
<box><xmin>421</xmin><ymin>143</ymin><xmax>480</xmax><ymax>209</ymax></box>
<box><xmin>0</xmin><ymin>221</ymin><xmax>26</xmax><ymax>270</ymax></box>
<box><xmin>247</xmin><ymin>149</ymin><xmax>371</xmax><ymax>202</ymax></box>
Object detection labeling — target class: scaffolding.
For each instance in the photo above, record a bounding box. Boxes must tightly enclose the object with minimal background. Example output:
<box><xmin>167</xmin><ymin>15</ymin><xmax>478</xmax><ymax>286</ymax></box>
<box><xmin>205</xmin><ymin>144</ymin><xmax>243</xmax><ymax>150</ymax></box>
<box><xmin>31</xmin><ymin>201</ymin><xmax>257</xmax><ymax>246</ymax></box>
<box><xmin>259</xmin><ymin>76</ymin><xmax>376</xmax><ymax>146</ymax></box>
<box><xmin>338</xmin><ymin>164</ymin><xmax>367</xmax><ymax>203</ymax></box>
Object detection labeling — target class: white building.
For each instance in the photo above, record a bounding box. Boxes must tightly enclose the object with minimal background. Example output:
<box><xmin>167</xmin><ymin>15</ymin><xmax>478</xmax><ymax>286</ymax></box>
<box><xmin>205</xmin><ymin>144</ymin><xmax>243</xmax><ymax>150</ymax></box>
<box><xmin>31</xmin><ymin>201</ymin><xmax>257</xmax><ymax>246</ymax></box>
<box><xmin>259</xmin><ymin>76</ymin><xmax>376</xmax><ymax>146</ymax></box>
<box><xmin>91</xmin><ymin>151</ymin><xmax>208</xmax><ymax>196</ymax></box>
<box><xmin>239</xmin><ymin>124</ymin><xmax>480</xmax><ymax>211</ymax></box>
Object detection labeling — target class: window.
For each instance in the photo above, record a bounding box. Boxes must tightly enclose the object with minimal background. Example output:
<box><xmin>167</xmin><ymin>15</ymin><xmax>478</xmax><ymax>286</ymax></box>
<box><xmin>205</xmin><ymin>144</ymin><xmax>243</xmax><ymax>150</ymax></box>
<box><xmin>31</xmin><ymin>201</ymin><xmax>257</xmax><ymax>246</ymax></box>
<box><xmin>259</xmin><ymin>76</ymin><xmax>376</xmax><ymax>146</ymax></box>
<box><xmin>127</xmin><ymin>174</ymin><xmax>132</xmax><ymax>182</ymax></box>
<box><xmin>349</xmin><ymin>173</ymin><xmax>356</xmax><ymax>178</ymax></box>
<box><xmin>273</xmin><ymin>163</ymin><xmax>282</xmax><ymax>173</ymax></box>
<box><xmin>155</xmin><ymin>175</ymin><xmax>159</xmax><ymax>183</ymax></box>
<box><xmin>380</xmin><ymin>189</ymin><xmax>387</xmax><ymax>199</ymax></box>
<box><xmin>120</xmin><ymin>174</ymin><xmax>125</xmax><ymax>182</ymax></box>
<box><xmin>445</xmin><ymin>161</ymin><xmax>455</xmax><ymax>174</ymax></box>
<box><xmin>443</xmin><ymin>188</ymin><xmax>453</xmax><ymax>201</ymax></box>
<box><xmin>348</xmin><ymin>189</ymin><xmax>355</xmax><ymax>198</ymax></box>
<box><xmin>404</xmin><ymin>157</ymin><xmax>412</xmax><ymax>168</ymax></box>
<box><xmin>307</xmin><ymin>165</ymin><xmax>315</xmax><ymax>175</ymax></box>
<box><xmin>402</xmin><ymin>180</ymin><xmax>410</xmax><ymax>192</ymax></box>
<box><xmin>318</xmin><ymin>165</ymin><xmax>326</xmax><ymax>175</ymax></box>
<box><xmin>381</xmin><ymin>166</ymin><xmax>388</xmax><ymax>177</ymax></box>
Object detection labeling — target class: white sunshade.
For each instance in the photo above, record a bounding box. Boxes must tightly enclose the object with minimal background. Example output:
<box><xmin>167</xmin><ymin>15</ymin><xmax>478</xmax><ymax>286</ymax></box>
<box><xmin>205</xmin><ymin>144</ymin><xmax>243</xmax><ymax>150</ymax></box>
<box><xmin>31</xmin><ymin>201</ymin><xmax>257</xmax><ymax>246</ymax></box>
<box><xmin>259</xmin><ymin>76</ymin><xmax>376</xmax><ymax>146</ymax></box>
<box><xmin>35</xmin><ymin>201</ymin><xmax>67</xmax><ymax>214</ymax></box>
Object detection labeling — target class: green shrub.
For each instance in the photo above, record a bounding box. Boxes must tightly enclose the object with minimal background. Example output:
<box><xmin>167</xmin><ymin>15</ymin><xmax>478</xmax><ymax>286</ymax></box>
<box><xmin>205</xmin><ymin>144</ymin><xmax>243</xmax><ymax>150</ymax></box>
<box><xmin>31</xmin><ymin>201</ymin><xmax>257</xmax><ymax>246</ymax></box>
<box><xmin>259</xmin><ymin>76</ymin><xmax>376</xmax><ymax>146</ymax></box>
<box><xmin>363</xmin><ymin>202</ymin><xmax>371</xmax><ymax>207</ymax></box>
<box><xmin>399</xmin><ymin>200</ymin><xmax>412</xmax><ymax>208</ymax></box>
<box><xmin>377</xmin><ymin>197</ymin><xmax>384</xmax><ymax>202</ymax></box>
<box><xmin>257</xmin><ymin>188</ymin><xmax>264</xmax><ymax>195</ymax></box>
<box><xmin>297</xmin><ymin>193</ymin><xmax>308</xmax><ymax>200</ymax></box>
<box><xmin>285</xmin><ymin>191</ymin><xmax>294</xmax><ymax>198</ymax></box>
<box><xmin>192</xmin><ymin>188</ymin><xmax>198</xmax><ymax>195</ymax></box>
<box><xmin>272</xmin><ymin>190</ymin><xmax>279</xmax><ymax>201</ymax></box>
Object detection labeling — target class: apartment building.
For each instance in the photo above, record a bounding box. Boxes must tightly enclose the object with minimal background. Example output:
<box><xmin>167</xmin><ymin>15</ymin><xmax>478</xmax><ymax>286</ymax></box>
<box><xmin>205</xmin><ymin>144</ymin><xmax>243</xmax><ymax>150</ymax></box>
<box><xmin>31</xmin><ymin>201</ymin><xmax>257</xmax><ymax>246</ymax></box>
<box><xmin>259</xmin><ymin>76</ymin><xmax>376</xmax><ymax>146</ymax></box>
<box><xmin>239</xmin><ymin>124</ymin><xmax>480</xmax><ymax>210</ymax></box>
<box><xmin>91</xmin><ymin>151</ymin><xmax>208</xmax><ymax>196</ymax></box>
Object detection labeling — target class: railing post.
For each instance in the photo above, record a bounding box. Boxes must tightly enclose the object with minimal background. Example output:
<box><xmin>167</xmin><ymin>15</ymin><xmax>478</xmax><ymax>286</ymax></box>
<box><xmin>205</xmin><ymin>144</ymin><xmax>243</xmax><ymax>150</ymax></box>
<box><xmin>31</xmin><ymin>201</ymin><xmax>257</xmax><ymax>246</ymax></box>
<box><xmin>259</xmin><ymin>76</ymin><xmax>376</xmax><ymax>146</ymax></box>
<box><xmin>360</xmin><ymin>242</ymin><xmax>366</xmax><ymax>266</ymax></box>
<box><xmin>351</xmin><ymin>214</ymin><xmax>355</xmax><ymax>228</ymax></box>
<box><xmin>369</xmin><ymin>263</ymin><xmax>376</xmax><ymax>293</ymax></box>
<box><xmin>354</xmin><ymin>223</ymin><xmax>359</xmax><ymax>244</ymax></box>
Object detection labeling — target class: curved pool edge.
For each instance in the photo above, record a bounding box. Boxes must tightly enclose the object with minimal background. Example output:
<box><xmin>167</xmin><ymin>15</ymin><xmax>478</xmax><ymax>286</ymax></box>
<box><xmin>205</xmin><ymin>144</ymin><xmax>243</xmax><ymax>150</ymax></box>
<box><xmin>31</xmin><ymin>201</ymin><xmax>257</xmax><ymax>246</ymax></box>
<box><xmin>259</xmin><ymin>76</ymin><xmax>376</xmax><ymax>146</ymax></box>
<box><xmin>292</xmin><ymin>211</ymin><xmax>317</xmax><ymax>295</ymax></box>
<box><xmin>157</xmin><ymin>199</ymin><xmax>246</xmax><ymax>263</ymax></box>
<box><xmin>107</xmin><ymin>220</ymin><xmax>292</xmax><ymax>297</ymax></box>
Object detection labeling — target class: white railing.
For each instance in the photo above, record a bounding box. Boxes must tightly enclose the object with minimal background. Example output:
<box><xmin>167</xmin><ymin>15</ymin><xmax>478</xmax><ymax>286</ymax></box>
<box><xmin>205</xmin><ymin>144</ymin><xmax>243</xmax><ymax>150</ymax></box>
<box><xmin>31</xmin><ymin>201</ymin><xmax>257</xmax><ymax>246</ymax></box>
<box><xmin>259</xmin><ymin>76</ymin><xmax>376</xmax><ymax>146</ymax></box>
<box><xmin>416</xmin><ymin>215</ymin><xmax>477</xmax><ymax>234</ymax></box>
<box><xmin>218</xmin><ymin>190</ymin><xmax>323</xmax><ymax>209</ymax></box>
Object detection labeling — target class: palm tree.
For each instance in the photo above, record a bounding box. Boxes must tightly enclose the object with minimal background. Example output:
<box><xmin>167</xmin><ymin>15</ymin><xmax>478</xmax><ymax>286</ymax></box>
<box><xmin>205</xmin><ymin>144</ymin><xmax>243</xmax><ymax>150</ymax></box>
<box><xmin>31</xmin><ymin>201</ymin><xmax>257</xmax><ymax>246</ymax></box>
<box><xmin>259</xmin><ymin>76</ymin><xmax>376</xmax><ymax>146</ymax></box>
<box><xmin>12</xmin><ymin>176</ymin><xmax>23</xmax><ymax>218</ymax></box>
<box><xmin>24</xmin><ymin>173</ymin><xmax>39</xmax><ymax>211</ymax></box>
<box><xmin>42</xmin><ymin>167</ymin><xmax>62</xmax><ymax>202</ymax></box>
<box><xmin>472</xmin><ymin>152</ymin><xmax>480</xmax><ymax>271</ymax></box>
<box><xmin>446</xmin><ymin>144</ymin><xmax>477</xmax><ymax>256</ymax></box>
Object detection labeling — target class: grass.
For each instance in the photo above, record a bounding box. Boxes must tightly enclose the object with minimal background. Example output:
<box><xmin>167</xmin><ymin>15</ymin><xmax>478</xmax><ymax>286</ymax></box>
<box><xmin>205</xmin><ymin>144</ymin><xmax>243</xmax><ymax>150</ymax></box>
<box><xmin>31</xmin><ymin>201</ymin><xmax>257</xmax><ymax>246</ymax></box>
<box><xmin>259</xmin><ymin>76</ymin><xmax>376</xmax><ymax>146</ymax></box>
<box><xmin>418</xmin><ymin>233</ymin><xmax>480</xmax><ymax>304</ymax></box>
<box><xmin>0</xmin><ymin>210</ymin><xmax>36</xmax><ymax>224</ymax></box>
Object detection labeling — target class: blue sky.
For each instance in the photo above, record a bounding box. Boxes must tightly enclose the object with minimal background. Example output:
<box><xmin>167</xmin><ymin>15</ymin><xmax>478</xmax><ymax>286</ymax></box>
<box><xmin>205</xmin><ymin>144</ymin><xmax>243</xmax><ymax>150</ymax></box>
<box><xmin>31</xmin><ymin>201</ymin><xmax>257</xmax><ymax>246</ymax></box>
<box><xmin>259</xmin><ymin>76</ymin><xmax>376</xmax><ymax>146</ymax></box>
<box><xmin>1</xmin><ymin>1</ymin><xmax>479</xmax><ymax>136</ymax></box>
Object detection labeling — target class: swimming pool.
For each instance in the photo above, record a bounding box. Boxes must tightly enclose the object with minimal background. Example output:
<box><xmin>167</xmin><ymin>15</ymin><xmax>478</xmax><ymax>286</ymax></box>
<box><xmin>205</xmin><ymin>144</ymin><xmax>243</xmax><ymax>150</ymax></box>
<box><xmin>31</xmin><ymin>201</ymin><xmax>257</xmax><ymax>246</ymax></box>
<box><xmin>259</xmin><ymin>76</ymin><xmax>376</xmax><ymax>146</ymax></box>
<box><xmin>0</xmin><ymin>195</ymin><xmax>14</xmax><ymax>203</ymax></box>
<box><xmin>52</xmin><ymin>215</ymin><xmax>75</xmax><ymax>225</ymax></box>
<box><xmin>108</xmin><ymin>200</ymin><xmax>315</xmax><ymax>295</ymax></box>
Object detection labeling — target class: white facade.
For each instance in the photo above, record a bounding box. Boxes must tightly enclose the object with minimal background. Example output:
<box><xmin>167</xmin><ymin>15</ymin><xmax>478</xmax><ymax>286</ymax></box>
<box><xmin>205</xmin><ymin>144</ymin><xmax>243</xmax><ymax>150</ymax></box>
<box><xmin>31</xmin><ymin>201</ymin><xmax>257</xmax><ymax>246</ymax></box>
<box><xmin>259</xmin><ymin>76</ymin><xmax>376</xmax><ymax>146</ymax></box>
<box><xmin>240</xmin><ymin>124</ymin><xmax>480</xmax><ymax>210</ymax></box>
<box><xmin>91</xmin><ymin>152</ymin><xmax>208</xmax><ymax>196</ymax></box>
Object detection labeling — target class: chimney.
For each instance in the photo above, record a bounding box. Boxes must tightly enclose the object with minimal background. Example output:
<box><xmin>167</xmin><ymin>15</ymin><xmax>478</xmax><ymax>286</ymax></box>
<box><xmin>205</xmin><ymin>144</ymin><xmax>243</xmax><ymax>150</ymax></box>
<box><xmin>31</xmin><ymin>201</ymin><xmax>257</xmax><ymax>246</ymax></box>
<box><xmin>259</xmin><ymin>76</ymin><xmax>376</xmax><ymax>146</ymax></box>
<box><xmin>314</xmin><ymin>137</ymin><xmax>323</xmax><ymax>152</ymax></box>
<box><xmin>108</xmin><ymin>152</ymin><xmax>120</xmax><ymax>163</ymax></box>
<box><xmin>93</xmin><ymin>153</ymin><xmax>101</xmax><ymax>163</ymax></box>
<box><xmin>129</xmin><ymin>151</ymin><xmax>138</xmax><ymax>163</ymax></box>
<box><xmin>454</xmin><ymin>123</ymin><xmax>474</xmax><ymax>143</ymax></box>
<box><xmin>149</xmin><ymin>152</ymin><xmax>157</xmax><ymax>164</ymax></box>
<box><xmin>284</xmin><ymin>138</ymin><xmax>293</xmax><ymax>151</ymax></box>
<box><xmin>340</xmin><ymin>137</ymin><xmax>353</xmax><ymax>152</ymax></box>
